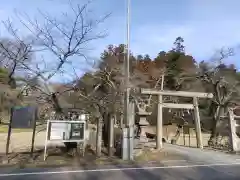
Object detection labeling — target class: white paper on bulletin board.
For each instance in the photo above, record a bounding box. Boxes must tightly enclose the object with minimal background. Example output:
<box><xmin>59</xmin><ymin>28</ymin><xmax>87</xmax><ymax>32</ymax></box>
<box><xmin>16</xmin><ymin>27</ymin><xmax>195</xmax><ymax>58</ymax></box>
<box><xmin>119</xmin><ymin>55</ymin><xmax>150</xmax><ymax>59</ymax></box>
<box><xmin>50</xmin><ymin>122</ymin><xmax>70</xmax><ymax>140</ymax></box>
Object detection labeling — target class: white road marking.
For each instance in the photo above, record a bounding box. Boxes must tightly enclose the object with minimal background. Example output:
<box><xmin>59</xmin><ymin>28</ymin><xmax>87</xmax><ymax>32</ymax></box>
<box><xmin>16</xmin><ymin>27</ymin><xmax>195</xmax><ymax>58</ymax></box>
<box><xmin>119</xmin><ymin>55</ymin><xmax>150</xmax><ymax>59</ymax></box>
<box><xmin>161</xmin><ymin>160</ymin><xmax>187</xmax><ymax>163</ymax></box>
<box><xmin>0</xmin><ymin>162</ymin><xmax>240</xmax><ymax>177</ymax></box>
<box><xmin>147</xmin><ymin>160</ymin><xmax>187</xmax><ymax>164</ymax></box>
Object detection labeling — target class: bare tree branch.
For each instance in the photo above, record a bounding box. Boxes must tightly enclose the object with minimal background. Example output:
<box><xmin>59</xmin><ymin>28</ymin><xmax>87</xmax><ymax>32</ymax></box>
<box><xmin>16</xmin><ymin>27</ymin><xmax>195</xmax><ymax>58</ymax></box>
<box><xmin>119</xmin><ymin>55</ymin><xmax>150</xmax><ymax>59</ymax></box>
<box><xmin>0</xmin><ymin>1</ymin><xmax>108</xmax><ymax>115</ymax></box>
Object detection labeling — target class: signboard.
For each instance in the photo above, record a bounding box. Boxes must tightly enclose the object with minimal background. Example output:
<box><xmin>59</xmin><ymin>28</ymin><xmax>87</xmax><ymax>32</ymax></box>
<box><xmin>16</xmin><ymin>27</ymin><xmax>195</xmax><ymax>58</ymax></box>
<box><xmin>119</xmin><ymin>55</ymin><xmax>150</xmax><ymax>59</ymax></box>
<box><xmin>183</xmin><ymin>126</ymin><xmax>190</xmax><ymax>134</ymax></box>
<box><xmin>44</xmin><ymin>120</ymin><xmax>86</xmax><ymax>160</ymax></box>
<box><xmin>11</xmin><ymin>106</ymin><xmax>37</xmax><ymax>129</ymax></box>
<box><xmin>6</xmin><ymin>106</ymin><xmax>38</xmax><ymax>155</ymax></box>
<box><xmin>48</xmin><ymin>121</ymin><xmax>85</xmax><ymax>141</ymax></box>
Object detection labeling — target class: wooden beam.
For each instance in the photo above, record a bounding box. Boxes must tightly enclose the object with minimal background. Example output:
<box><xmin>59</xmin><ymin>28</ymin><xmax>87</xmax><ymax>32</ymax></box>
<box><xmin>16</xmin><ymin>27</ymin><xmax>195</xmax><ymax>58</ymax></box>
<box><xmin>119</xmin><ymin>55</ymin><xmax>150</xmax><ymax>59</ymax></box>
<box><xmin>193</xmin><ymin>97</ymin><xmax>203</xmax><ymax>149</ymax></box>
<box><xmin>162</xmin><ymin>103</ymin><xmax>194</xmax><ymax>109</ymax></box>
<box><xmin>234</xmin><ymin>116</ymin><xmax>240</xmax><ymax>119</ymax></box>
<box><xmin>157</xmin><ymin>95</ymin><xmax>163</xmax><ymax>150</ymax></box>
<box><xmin>141</xmin><ymin>89</ymin><xmax>213</xmax><ymax>98</ymax></box>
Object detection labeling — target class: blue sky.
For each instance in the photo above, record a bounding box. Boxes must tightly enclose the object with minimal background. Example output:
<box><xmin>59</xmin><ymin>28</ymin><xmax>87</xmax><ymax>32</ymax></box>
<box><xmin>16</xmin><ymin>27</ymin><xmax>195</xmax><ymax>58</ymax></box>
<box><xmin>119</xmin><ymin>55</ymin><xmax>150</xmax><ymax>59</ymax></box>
<box><xmin>1</xmin><ymin>0</ymin><xmax>240</xmax><ymax>81</ymax></box>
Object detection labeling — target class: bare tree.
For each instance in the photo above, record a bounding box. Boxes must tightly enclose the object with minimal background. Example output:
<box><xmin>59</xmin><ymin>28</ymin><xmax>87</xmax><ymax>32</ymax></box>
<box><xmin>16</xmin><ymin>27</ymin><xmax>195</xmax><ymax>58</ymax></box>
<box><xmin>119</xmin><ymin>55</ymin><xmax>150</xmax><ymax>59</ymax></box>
<box><xmin>1</xmin><ymin>1</ymin><xmax>109</xmax><ymax>114</ymax></box>
<box><xmin>0</xmin><ymin>1</ymin><xmax>108</xmax><ymax>153</ymax></box>
<box><xmin>0</xmin><ymin>24</ymin><xmax>33</xmax><ymax>89</ymax></box>
<box><xmin>198</xmin><ymin>47</ymin><xmax>240</xmax><ymax>146</ymax></box>
<box><xmin>76</xmin><ymin>69</ymin><xmax>118</xmax><ymax>155</ymax></box>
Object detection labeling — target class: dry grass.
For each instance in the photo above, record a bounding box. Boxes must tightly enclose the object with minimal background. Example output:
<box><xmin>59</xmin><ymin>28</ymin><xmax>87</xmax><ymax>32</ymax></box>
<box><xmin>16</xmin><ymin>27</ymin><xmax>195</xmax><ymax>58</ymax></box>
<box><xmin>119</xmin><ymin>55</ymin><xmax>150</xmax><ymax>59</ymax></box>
<box><xmin>0</xmin><ymin>125</ymin><xmax>32</xmax><ymax>133</ymax></box>
<box><xmin>0</xmin><ymin>144</ymin><xmax>186</xmax><ymax>169</ymax></box>
<box><xmin>134</xmin><ymin>148</ymin><xmax>184</xmax><ymax>162</ymax></box>
<box><xmin>0</xmin><ymin>146</ymin><xmax>132</xmax><ymax>169</ymax></box>
<box><xmin>0</xmin><ymin>123</ymin><xmax>46</xmax><ymax>133</ymax></box>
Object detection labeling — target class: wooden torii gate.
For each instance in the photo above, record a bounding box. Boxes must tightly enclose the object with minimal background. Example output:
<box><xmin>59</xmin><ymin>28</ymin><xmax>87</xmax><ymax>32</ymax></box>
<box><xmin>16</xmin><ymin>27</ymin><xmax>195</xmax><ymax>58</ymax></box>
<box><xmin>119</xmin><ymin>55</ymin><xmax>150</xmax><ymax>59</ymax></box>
<box><xmin>141</xmin><ymin>89</ymin><xmax>213</xmax><ymax>150</ymax></box>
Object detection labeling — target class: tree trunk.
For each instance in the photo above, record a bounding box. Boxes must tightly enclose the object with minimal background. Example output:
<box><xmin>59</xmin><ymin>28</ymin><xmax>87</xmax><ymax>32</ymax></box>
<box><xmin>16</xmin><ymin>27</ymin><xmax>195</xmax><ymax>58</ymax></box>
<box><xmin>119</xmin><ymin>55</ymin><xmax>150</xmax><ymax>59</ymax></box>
<box><xmin>51</xmin><ymin>93</ymin><xmax>62</xmax><ymax>115</ymax></box>
<box><xmin>96</xmin><ymin>116</ymin><xmax>103</xmax><ymax>157</ymax></box>
<box><xmin>102</xmin><ymin>112</ymin><xmax>109</xmax><ymax>147</ymax></box>
<box><xmin>208</xmin><ymin>119</ymin><xmax>218</xmax><ymax>146</ymax></box>
<box><xmin>52</xmin><ymin>93</ymin><xmax>77</xmax><ymax>152</ymax></box>
<box><xmin>171</xmin><ymin>125</ymin><xmax>182</xmax><ymax>144</ymax></box>
<box><xmin>208</xmin><ymin>106</ymin><xmax>224</xmax><ymax>146</ymax></box>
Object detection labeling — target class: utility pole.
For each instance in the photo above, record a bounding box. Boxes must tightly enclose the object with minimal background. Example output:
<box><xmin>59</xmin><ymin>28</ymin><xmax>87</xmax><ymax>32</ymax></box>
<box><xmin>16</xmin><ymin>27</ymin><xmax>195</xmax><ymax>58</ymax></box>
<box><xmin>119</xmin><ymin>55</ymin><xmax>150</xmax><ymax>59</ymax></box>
<box><xmin>124</xmin><ymin>0</ymin><xmax>130</xmax><ymax>127</ymax></box>
<box><xmin>122</xmin><ymin>0</ymin><xmax>132</xmax><ymax>160</ymax></box>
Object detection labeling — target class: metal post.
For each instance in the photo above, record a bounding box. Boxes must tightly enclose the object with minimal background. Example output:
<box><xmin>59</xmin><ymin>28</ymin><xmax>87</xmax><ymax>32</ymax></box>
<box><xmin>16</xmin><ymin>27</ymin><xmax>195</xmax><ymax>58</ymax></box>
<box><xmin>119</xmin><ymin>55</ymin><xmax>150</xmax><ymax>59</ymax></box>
<box><xmin>30</xmin><ymin>108</ymin><xmax>37</xmax><ymax>157</ymax></box>
<box><xmin>122</xmin><ymin>128</ymin><xmax>128</xmax><ymax>160</ymax></box>
<box><xmin>6</xmin><ymin>107</ymin><xmax>13</xmax><ymax>155</ymax></box>
<box><xmin>129</xmin><ymin>102</ymin><xmax>135</xmax><ymax>160</ymax></box>
<box><xmin>108</xmin><ymin>116</ymin><xmax>114</xmax><ymax>156</ymax></box>
<box><xmin>43</xmin><ymin>120</ymin><xmax>50</xmax><ymax>161</ymax></box>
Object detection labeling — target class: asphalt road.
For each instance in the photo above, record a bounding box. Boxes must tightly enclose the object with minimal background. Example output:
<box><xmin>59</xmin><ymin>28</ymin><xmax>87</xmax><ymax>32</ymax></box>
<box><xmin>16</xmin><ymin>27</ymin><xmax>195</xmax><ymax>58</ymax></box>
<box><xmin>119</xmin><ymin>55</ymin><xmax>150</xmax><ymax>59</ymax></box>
<box><xmin>1</xmin><ymin>144</ymin><xmax>240</xmax><ymax>180</ymax></box>
<box><xmin>0</xmin><ymin>163</ymin><xmax>240</xmax><ymax>180</ymax></box>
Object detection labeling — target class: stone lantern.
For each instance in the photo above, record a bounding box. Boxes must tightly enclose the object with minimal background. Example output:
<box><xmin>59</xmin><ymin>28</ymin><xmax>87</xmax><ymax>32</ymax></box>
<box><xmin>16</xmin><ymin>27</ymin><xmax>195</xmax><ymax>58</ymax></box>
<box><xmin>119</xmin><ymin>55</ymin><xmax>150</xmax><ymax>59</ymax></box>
<box><xmin>137</xmin><ymin>109</ymin><xmax>151</xmax><ymax>143</ymax></box>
